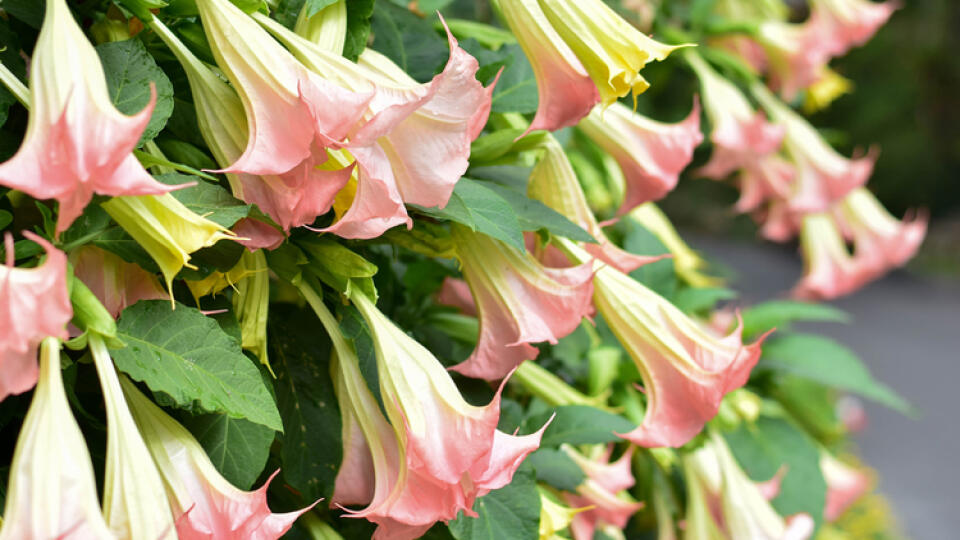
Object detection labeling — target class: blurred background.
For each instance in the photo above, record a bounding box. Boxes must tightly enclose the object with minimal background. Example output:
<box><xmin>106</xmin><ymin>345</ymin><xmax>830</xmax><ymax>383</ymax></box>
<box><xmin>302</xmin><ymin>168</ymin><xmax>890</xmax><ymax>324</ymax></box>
<box><xmin>654</xmin><ymin>2</ymin><xmax>960</xmax><ymax>538</ymax></box>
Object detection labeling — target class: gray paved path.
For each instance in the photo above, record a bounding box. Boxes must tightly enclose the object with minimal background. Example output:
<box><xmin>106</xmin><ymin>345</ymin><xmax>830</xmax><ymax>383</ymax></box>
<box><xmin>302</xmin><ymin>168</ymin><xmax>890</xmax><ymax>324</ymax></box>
<box><xmin>687</xmin><ymin>233</ymin><xmax>960</xmax><ymax>540</ymax></box>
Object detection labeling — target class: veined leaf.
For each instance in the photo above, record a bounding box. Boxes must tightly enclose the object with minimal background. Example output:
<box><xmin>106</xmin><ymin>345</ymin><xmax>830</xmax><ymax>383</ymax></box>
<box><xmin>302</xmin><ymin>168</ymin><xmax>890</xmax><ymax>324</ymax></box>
<box><xmin>181</xmin><ymin>412</ymin><xmax>275</xmax><ymax>490</ymax></box>
<box><xmin>449</xmin><ymin>467</ymin><xmax>540</xmax><ymax>540</ymax></box>
<box><xmin>413</xmin><ymin>178</ymin><xmax>525</xmax><ymax>252</ymax></box>
<box><xmin>742</xmin><ymin>300</ymin><xmax>849</xmax><ymax>337</ymax></box>
<box><xmin>96</xmin><ymin>38</ymin><xmax>174</xmax><ymax>144</ymax></box>
<box><xmin>525</xmin><ymin>405</ymin><xmax>636</xmax><ymax>447</ymax></box>
<box><xmin>481</xmin><ymin>181</ymin><xmax>596</xmax><ymax>243</ymax></box>
<box><xmin>155</xmin><ymin>173</ymin><xmax>252</xmax><ymax>228</ymax></box>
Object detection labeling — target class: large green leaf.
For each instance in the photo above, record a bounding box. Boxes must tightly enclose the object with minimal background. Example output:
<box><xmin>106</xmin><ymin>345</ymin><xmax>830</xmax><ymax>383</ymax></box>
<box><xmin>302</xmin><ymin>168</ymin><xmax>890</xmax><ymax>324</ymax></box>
<box><xmin>724</xmin><ymin>417</ymin><xmax>827</xmax><ymax>529</ymax></box>
<box><xmin>370</xmin><ymin>1</ymin><xmax>449</xmax><ymax>82</ymax></box>
<box><xmin>156</xmin><ymin>173</ymin><xmax>252</xmax><ymax>228</ymax></box>
<box><xmin>96</xmin><ymin>38</ymin><xmax>174</xmax><ymax>144</ymax></box>
<box><xmin>525</xmin><ymin>405</ymin><xmax>636</xmax><ymax>447</ymax></box>
<box><xmin>458</xmin><ymin>41</ymin><xmax>537</xmax><ymax>115</ymax></box>
<box><xmin>741</xmin><ymin>301</ymin><xmax>849</xmax><ymax>338</ymax></box>
<box><xmin>343</xmin><ymin>0</ymin><xmax>374</xmax><ymax>61</ymax></box>
<box><xmin>413</xmin><ymin>178</ymin><xmax>525</xmax><ymax>251</ymax></box>
<box><xmin>525</xmin><ymin>448</ymin><xmax>585</xmax><ymax>491</ymax></box>
<box><xmin>181</xmin><ymin>412</ymin><xmax>275</xmax><ymax>490</ymax></box>
<box><xmin>112</xmin><ymin>301</ymin><xmax>282</xmax><ymax>430</ymax></box>
<box><xmin>269</xmin><ymin>304</ymin><xmax>343</xmax><ymax>501</ymax></box>
<box><xmin>449</xmin><ymin>467</ymin><xmax>540</xmax><ymax>540</ymax></box>
<box><xmin>481</xmin><ymin>182</ymin><xmax>596</xmax><ymax>243</ymax></box>
<box><xmin>621</xmin><ymin>220</ymin><xmax>677</xmax><ymax>299</ymax></box>
<box><xmin>760</xmin><ymin>334</ymin><xmax>911</xmax><ymax>413</ymax></box>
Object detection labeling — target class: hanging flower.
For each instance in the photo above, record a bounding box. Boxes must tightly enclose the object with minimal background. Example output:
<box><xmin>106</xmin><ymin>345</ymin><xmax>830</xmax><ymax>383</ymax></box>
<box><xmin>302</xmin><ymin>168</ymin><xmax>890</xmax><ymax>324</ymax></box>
<box><xmin>820</xmin><ymin>451</ymin><xmax>872</xmax><ymax>522</ymax></box>
<box><xmin>756</xmin><ymin>19</ymin><xmax>833</xmax><ymax>101</ymax></box>
<box><xmin>101</xmin><ymin>193</ymin><xmax>236</xmax><ymax>296</ymax></box>
<box><xmin>810</xmin><ymin>0</ymin><xmax>899</xmax><ymax>57</ymax></box>
<box><xmin>497</xmin><ymin>0</ymin><xmax>600</xmax><ymax>132</ymax></box>
<box><xmin>538</xmin><ymin>488</ymin><xmax>585</xmax><ymax>540</ymax></box>
<box><xmin>121</xmin><ymin>376</ymin><xmax>312</xmax><ymax>539</ymax></box>
<box><xmin>0</xmin><ymin>338</ymin><xmax>114</xmax><ymax>540</ymax></box>
<box><xmin>684</xmin><ymin>434</ymin><xmax>815</xmax><ymax>540</ymax></box>
<box><xmin>233</xmin><ymin>250</ymin><xmax>272</xmax><ymax>368</ymax></box>
<box><xmin>88</xmin><ymin>334</ymin><xmax>177</xmax><ymax>540</ymax></box>
<box><xmin>536</xmin><ymin>0</ymin><xmax>686</xmax><ymax>107</ymax></box>
<box><xmin>447</xmin><ymin>223</ymin><xmax>594</xmax><ymax>380</ymax></box>
<box><xmin>793</xmin><ymin>213</ymin><xmax>876</xmax><ymax>300</ymax></box>
<box><xmin>561</xmin><ymin>445</ymin><xmax>643</xmax><ymax>540</ymax></box>
<box><xmin>835</xmin><ymin>187</ymin><xmax>927</xmax><ymax>272</ymax></box>
<box><xmin>527</xmin><ymin>136</ymin><xmax>665</xmax><ymax>273</ymax></box>
<box><xmin>557</xmin><ymin>239</ymin><xmax>765</xmax><ymax>448</ymax></box>
<box><xmin>70</xmin><ymin>245</ymin><xmax>166</xmax><ymax>319</ymax></box>
<box><xmin>0</xmin><ymin>232</ymin><xmax>71</xmax><ymax>401</ymax></box>
<box><xmin>578</xmin><ymin>100</ymin><xmax>702</xmax><ymax>213</ymax></box>
<box><xmin>0</xmin><ymin>0</ymin><xmax>176</xmax><ymax>232</ymax></box>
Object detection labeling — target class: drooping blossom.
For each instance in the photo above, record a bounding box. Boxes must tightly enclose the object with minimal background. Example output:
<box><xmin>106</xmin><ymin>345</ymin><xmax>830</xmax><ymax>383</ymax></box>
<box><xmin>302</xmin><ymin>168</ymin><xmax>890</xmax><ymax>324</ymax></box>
<box><xmin>684</xmin><ymin>434</ymin><xmax>815</xmax><ymax>540</ymax></box>
<box><xmin>527</xmin><ymin>136</ymin><xmax>665</xmax><ymax>273</ymax></box>
<box><xmin>756</xmin><ymin>18</ymin><xmax>833</xmax><ymax>101</ymax></box>
<box><xmin>793</xmin><ymin>213</ymin><xmax>875</xmax><ymax>301</ymax></box>
<box><xmin>686</xmin><ymin>52</ymin><xmax>792</xmax><ymax>213</ymax></box>
<box><xmin>233</xmin><ymin>250</ymin><xmax>271</xmax><ymax>368</ymax></box>
<box><xmin>446</xmin><ymin>223</ymin><xmax>594</xmax><ymax>380</ymax></box>
<box><xmin>556</xmin><ymin>238</ymin><xmax>765</xmax><ymax>448</ymax></box>
<box><xmin>536</xmin><ymin>0</ymin><xmax>687</xmax><ymax>107</ymax></box>
<box><xmin>561</xmin><ymin>445</ymin><xmax>643</xmax><ymax>540</ymax></box>
<box><xmin>233</xmin><ymin>218</ymin><xmax>286</xmax><ymax>252</ymax></box>
<box><xmin>835</xmin><ymin>187</ymin><xmax>927</xmax><ymax>273</ymax></box>
<box><xmin>257</xmin><ymin>13</ymin><xmax>494</xmax><ymax>237</ymax></box>
<box><xmin>627</xmin><ymin>203</ymin><xmax>722</xmax><ymax>288</ymax></box>
<box><xmin>820</xmin><ymin>451</ymin><xmax>872</xmax><ymax>521</ymax></box>
<box><xmin>71</xmin><ymin>245</ymin><xmax>166</xmax><ymax>319</ymax></box>
<box><xmin>121</xmin><ymin>376</ymin><xmax>312</xmax><ymax>539</ymax></box>
<box><xmin>0</xmin><ymin>232</ymin><xmax>71</xmax><ymax>401</ymax></box>
<box><xmin>539</xmin><ymin>488</ymin><xmax>585</xmax><ymax>540</ymax></box>
<box><xmin>101</xmin><ymin>193</ymin><xmax>236</xmax><ymax>296</ymax></box>
<box><xmin>0</xmin><ymin>0</ymin><xmax>176</xmax><ymax>232</ymax></box>
<box><xmin>0</xmin><ymin>338</ymin><xmax>114</xmax><ymax>540</ymax></box>
<box><xmin>297</xmin><ymin>285</ymin><xmax>545</xmax><ymax>539</ymax></box>
<box><xmin>754</xmin><ymin>84</ymin><xmax>874</xmax><ymax>213</ymax></box>
<box><xmin>810</xmin><ymin>0</ymin><xmax>899</xmax><ymax>57</ymax></box>
<box><xmin>578</xmin><ymin>100</ymin><xmax>702</xmax><ymax>213</ymax></box>
<box><xmin>88</xmin><ymin>334</ymin><xmax>177</xmax><ymax>540</ymax></box>
<box><xmin>497</xmin><ymin>0</ymin><xmax>599</xmax><ymax>133</ymax></box>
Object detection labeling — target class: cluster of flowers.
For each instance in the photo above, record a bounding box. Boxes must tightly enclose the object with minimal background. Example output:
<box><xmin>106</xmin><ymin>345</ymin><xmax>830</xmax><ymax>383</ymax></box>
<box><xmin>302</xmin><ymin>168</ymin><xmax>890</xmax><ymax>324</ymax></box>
<box><xmin>0</xmin><ymin>0</ymin><xmax>911</xmax><ymax>538</ymax></box>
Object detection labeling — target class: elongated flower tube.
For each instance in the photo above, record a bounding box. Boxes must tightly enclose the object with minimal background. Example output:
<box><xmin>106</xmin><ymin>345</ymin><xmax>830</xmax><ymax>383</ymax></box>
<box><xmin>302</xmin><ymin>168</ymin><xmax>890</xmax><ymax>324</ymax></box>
<box><xmin>810</xmin><ymin>0</ymin><xmax>899</xmax><ymax>57</ymax></box>
<box><xmin>536</xmin><ymin>0</ymin><xmax>686</xmax><ymax>107</ymax></box>
<box><xmin>578</xmin><ymin>100</ymin><xmax>702</xmax><ymax>213</ymax></box>
<box><xmin>561</xmin><ymin>445</ymin><xmax>643</xmax><ymax>540</ymax></box>
<box><xmin>0</xmin><ymin>0</ymin><xmax>176</xmax><ymax>232</ymax></box>
<box><xmin>497</xmin><ymin>0</ymin><xmax>599</xmax><ymax>133</ymax></box>
<box><xmin>793</xmin><ymin>213</ymin><xmax>876</xmax><ymax>300</ymax></box>
<box><xmin>527</xmin><ymin>136</ymin><xmax>664</xmax><ymax>273</ymax></box>
<box><xmin>148</xmin><ymin>19</ymin><xmax>358</xmax><ymax>233</ymax></box>
<box><xmin>101</xmin><ymin>194</ymin><xmax>236</xmax><ymax>295</ymax></box>
<box><xmin>294</xmin><ymin>0</ymin><xmax>347</xmax><ymax>54</ymax></box>
<box><xmin>71</xmin><ymin>245</ymin><xmax>166</xmax><ymax>319</ymax></box>
<box><xmin>836</xmin><ymin>187</ymin><xmax>927</xmax><ymax>272</ymax></box>
<box><xmin>0</xmin><ymin>338</ymin><xmax>114</xmax><ymax>540</ymax></box>
<box><xmin>0</xmin><ymin>232</ymin><xmax>71</xmax><ymax>401</ymax></box>
<box><xmin>121</xmin><ymin>377</ymin><xmax>311</xmax><ymax>539</ymax></box>
<box><xmin>300</xmin><ymin>285</ymin><xmax>545</xmax><ymax>539</ymax></box>
<box><xmin>685</xmin><ymin>434</ymin><xmax>815</xmax><ymax>540</ymax></box>
<box><xmin>557</xmin><ymin>238</ymin><xmax>764</xmax><ymax>447</ymax></box>
<box><xmin>447</xmin><ymin>223</ymin><xmax>593</xmax><ymax>380</ymax></box>
<box><xmin>754</xmin><ymin>84</ymin><xmax>874</xmax><ymax>213</ymax></box>
<box><xmin>756</xmin><ymin>19</ymin><xmax>833</xmax><ymax>101</ymax></box>
<box><xmin>234</xmin><ymin>250</ymin><xmax>271</xmax><ymax>368</ymax></box>
<box><xmin>627</xmin><ymin>203</ymin><xmax>722</xmax><ymax>288</ymax></box>
<box><xmin>89</xmin><ymin>334</ymin><xmax>176</xmax><ymax>540</ymax></box>
<box><xmin>820</xmin><ymin>452</ymin><xmax>871</xmax><ymax>522</ymax></box>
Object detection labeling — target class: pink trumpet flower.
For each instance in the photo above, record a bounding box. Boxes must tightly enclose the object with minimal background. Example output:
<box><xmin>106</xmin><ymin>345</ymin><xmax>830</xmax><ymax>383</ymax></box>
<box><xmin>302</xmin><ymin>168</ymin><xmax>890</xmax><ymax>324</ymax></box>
<box><xmin>578</xmin><ymin>100</ymin><xmax>703</xmax><ymax>213</ymax></box>
<box><xmin>121</xmin><ymin>377</ymin><xmax>313</xmax><ymax>539</ymax></box>
<box><xmin>0</xmin><ymin>232</ymin><xmax>71</xmax><ymax>401</ymax></box>
<box><xmin>561</xmin><ymin>445</ymin><xmax>643</xmax><ymax>540</ymax></box>
<box><xmin>557</xmin><ymin>238</ymin><xmax>766</xmax><ymax>448</ymax></box>
<box><xmin>0</xmin><ymin>0</ymin><xmax>176</xmax><ymax>232</ymax></box>
<box><xmin>299</xmin><ymin>286</ymin><xmax>545</xmax><ymax>539</ymax></box>
<box><xmin>756</xmin><ymin>19</ymin><xmax>833</xmax><ymax>101</ymax></box>
<box><xmin>835</xmin><ymin>188</ymin><xmax>927</xmax><ymax>272</ymax></box>
<box><xmin>447</xmin><ymin>223</ymin><xmax>594</xmax><ymax>381</ymax></box>
<box><xmin>793</xmin><ymin>213</ymin><xmax>875</xmax><ymax>301</ymax></box>
<box><xmin>497</xmin><ymin>0</ymin><xmax>599</xmax><ymax>133</ymax></box>
<box><xmin>0</xmin><ymin>339</ymin><xmax>114</xmax><ymax>540</ymax></box>
<box><xmin>70</xmin><ymin>245</ymin><xmax>166</xmax><ymax>319</ymax></box>
<box><xmin>810</xmin><ymin>0</ymin><xmax>899</xmax><ymax>57</ymax></box>
<box><xmin>820</xmin><ymin>452</ymin><xmax>871</xmax><ymax>522</ymax></box>
<box><xmin>527</xmin><ymin>136</ymin><xmax>666</xmax><ymax>273</ymax></box>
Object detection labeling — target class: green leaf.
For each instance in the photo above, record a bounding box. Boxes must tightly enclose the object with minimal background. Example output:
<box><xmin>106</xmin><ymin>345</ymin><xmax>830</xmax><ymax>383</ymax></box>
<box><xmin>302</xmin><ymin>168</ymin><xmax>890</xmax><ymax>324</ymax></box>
<box><xmin>93</xmin><ymin>226</ymin><xmax>160</xmax><ymax>273</ymax></box>
<box><xmin>305</xmin><ymin>0</ymin><xmax>338</xmax><ymax>17</ymax></box>
<box><xmin>459</xmin><ymin>41</ymin><xmax>537</xmax><ymax>114</ymax></box>
<box><xmin>621</xmin><ymin>220</ymin><xmax>677</xmax><ymax>299</ymax></box>
<box><xmin>449</xmin><ymin>467</ymin><xmax>540</xmax><ymax>540</ymax></box>
<box><xmin>343</xmin><ymin>0</ymin><xmax>374</xmax><ymax>61</ymax></box>
<box><xmin>526</xmin><ymin>405</ymin><xmax>636</xmax><ymax>447</ymax></box>
<box><xmin>112</xmin><ymin>301</ymin><xmax>283</xmax><ymax>430</ymax></box>
<box><xmin>525</xmin><ymin>448</ymin><xmax>586</xmax><ymax>491</ymax></box>
<box><xmin>297</xmin><ymin>236</ymin><xmax>379</xmax><ymax>300</ymax></box>
<box><xmin>96</xmin><ymin>38</ymin><xmax>175</xmax><ymax>144</ymax></box>
<box><xmin>480</xmin><ymin>182</ymin><xmax>596</xmax><ymax>243</ymax></box>
<box><xmin>181</xmin><ymin>413</ymin><xmax>275</xmax><ymax>490</ymax></box>
<box><xmin>2</xmin><ymin>0</ymin><xmax>44</xmax><ymax>28</ymax></box>
<box><xmin>413</xmin><ymin>178</ymin><xmax>525</xmax><ymax>251</ymax></box>
<box><xmin>269</xmin><ymin>304</ymin><xmax>342</xmax><ymax>501</ymax></box>
<box><xmin>760</xmin><ymin>334</ymin><xmax>911</xmax><ymax>413</ymax></box>
<box><xmin>672</xmin><ymin>287</ymin><xmax>737</xmax><ymax>314</ymax></box>
<box><xmin>724</xmin><ymin>417</ymin><xmax>827</xmax><ymax>529</ymax></box>
<box><xmin>741</xmin><ymin>301</ymin><xmax>850</xmax><ymax>338</ymax></box>
<box><xmin>370</xmin><ymin>1</ymin><xmax>449</xmax><ymax>82</ymax></box>
<box><xmin>155</xmin><ymin>173</ymin><xmax>252</xmax><ymax>228</ymax></box>
<box><xmin>0</xmin><ymin>18</ymin><xmax>26</xmax><ymax>129</ymax></box>
<box><xmin>0</xmin><ymin>210</ymin><xmax>12</xmax><ymax>231</ymax></box>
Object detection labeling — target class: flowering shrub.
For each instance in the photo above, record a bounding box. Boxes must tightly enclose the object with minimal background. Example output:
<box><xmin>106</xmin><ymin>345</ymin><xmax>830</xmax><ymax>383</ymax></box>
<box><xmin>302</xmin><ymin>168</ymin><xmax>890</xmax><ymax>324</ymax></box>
<box><xmin>0</xmin><ymin>0</ymin><xmax>917</xmax><ymax>539</ymax></box>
